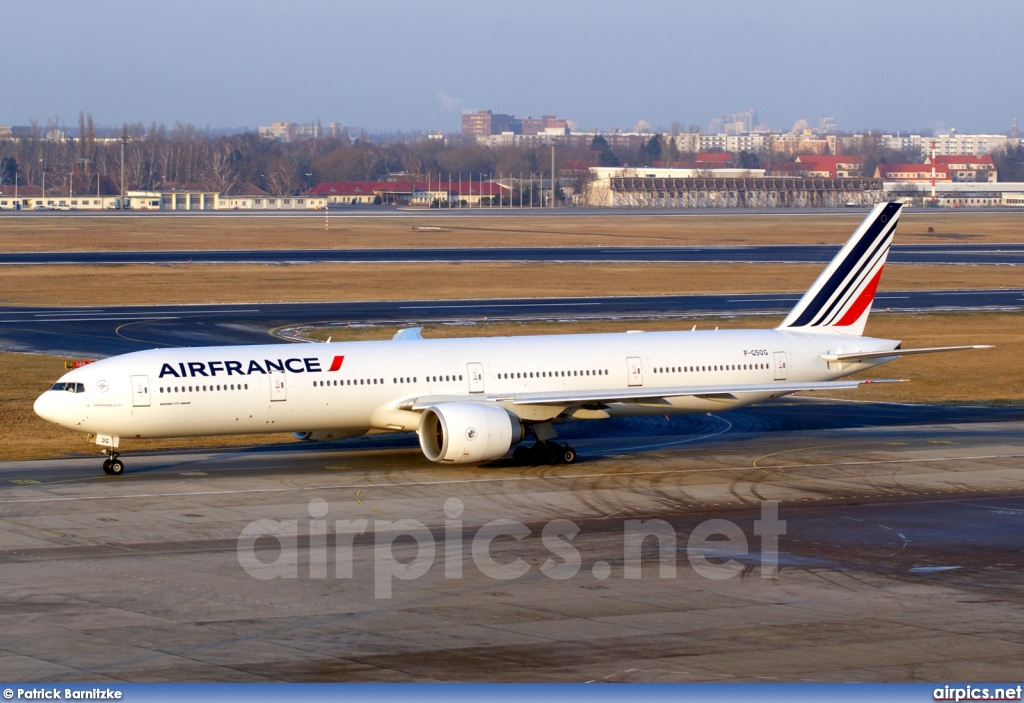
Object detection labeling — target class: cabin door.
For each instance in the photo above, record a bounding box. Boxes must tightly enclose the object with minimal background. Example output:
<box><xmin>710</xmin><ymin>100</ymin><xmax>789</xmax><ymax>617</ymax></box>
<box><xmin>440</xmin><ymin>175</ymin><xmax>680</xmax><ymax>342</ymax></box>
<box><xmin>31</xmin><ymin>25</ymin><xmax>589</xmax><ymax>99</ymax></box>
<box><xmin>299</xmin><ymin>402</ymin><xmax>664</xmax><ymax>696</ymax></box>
<box><xmin>270</xmin><ymin>371</ymin><xmax>287</xmax><ymax>401</ymax></box>
<box><xmin>773</xmin><ymin>351</ymin><xmax>788</xmax><ymax>381</ymax></box>
<box><xmin>627</xmin><ymin>357</ymin><xmax>643</xmax><ymax>387</ymax></box>
<box><xmin>467</xmin><ymin>363</ymin><xmax>485</xmax><ymax>393</ymax></box>
<box><xmin>130</xmin><ymin>375</ymin><xmax>151</xmax><ymax>407</ymax></box>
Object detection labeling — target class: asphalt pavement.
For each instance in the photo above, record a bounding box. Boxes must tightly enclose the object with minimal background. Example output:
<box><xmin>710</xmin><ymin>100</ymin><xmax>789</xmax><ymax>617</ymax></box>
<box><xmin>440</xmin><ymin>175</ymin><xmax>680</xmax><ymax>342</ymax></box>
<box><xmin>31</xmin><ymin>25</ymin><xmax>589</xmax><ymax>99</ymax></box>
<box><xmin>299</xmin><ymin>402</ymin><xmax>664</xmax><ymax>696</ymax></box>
<box><xmin>3</xmin><ymin>243</ymin><xmax>1024</xmax><ymax>266</ymax></box>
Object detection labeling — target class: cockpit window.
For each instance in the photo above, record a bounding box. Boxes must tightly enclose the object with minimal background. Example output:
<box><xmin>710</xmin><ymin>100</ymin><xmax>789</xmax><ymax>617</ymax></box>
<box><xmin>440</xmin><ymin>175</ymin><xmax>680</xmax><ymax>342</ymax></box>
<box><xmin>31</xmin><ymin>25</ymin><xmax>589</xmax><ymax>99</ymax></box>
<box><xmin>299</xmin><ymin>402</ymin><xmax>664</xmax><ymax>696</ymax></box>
<box><xmin>52</xmin><ymin>382</ymin><xmax>85</xmax><ymax>393</ymax></box>
<box><xmin>50</xmin><ymin>382</ymin><xmax>67</xmax><ymax>391</ymax></box>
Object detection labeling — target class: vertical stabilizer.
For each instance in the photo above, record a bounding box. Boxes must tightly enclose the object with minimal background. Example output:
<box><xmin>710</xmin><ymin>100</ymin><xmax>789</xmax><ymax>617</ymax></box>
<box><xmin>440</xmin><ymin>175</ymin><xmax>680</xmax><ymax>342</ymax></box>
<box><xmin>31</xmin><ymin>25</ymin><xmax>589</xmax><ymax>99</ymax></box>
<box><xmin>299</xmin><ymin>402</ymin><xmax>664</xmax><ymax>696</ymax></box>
<box><xmin>777</xmin><ymin>202</ymin><xmax>902</xmax><ymax>336</ymax></box>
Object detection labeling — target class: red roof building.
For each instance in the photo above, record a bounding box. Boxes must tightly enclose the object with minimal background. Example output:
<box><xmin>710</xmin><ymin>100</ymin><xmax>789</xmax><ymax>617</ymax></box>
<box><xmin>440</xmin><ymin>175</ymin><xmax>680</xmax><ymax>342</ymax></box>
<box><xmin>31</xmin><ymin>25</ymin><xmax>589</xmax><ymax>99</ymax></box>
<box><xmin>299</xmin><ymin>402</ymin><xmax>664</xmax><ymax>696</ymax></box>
<box><xmin>794</xmin><ymin>155</ymin><xmax>864</xmax><ymax>177</ymax></box>
<box><xmin>927</xmin><ymin>155</ymin><xmax>997</xmax><ymax>183</ymax></box>
<box><xmin>874</xmin><ymin>163</ymin><xmax>951</xmax><ymax>182</ymax></box>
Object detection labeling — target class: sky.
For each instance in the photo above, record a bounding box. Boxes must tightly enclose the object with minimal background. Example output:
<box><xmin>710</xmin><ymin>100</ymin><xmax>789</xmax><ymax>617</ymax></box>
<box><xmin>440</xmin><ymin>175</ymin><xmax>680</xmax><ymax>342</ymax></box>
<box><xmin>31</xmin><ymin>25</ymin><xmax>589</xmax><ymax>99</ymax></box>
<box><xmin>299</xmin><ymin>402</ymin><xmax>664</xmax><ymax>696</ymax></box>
<box><xmin>2</xmin><ymin>0</ymin><xmax>1022</xmax><ymax>135</ymax></box>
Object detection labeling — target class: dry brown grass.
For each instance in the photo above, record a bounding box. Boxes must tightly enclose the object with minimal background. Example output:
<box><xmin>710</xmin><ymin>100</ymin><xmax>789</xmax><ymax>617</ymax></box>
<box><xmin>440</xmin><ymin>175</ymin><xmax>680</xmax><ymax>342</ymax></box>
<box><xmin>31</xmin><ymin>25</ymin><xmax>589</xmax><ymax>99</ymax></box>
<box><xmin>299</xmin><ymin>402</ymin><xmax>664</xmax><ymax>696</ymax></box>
<box><xmin>4</xmin><ymin>312</ymin><xmax>1018</xmax><ymax>462</ymax></box>
<box><xmin>1</xmin><ymin>211</ymin><xmax>1022</xmax><ymax>252</ymax></box>
<box><xmin>1</xmin><ymin>262</ymin><xmax>1019</xmax><ymax>307</ymax></box>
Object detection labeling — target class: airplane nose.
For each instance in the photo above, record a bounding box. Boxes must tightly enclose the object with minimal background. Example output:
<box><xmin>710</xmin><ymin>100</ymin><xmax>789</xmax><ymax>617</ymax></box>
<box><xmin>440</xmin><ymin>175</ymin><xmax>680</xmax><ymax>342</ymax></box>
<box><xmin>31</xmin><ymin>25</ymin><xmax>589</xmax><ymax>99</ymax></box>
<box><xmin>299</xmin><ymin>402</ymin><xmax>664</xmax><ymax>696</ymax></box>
<box><xmin>34</xmin><ymin>390</ymin><xmax>63</xmax><ymax>425</ymax></box>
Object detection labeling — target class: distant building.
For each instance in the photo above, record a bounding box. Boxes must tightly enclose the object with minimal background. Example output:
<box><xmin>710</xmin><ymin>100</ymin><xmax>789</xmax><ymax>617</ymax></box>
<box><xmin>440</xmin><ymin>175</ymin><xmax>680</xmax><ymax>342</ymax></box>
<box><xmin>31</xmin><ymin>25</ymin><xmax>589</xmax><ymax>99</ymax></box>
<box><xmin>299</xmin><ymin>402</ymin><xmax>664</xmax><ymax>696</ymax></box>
<box><xmin>708</xmin><ymin>109</ymin><xmax>756</xmax><ymax>136</ymax></box>
<box><xmin>461</xmin><ymin>110</ymin><xmax>515</xmax><ymax>139</ymax></box>
<box><xmin>794</xmin><ymin>155</ymin><xmax>864</xmax><ymax>178</ymax></box>
<box><xmin>874</xmin><ymin>163</ymin><xmax>951</xmax><ymax>182</ymax></box>
<box><xmin>521</xmin><ymin>115</ymin><xmax>569</xmax><ymax>136</ymax></box>
<box><xmin>877</xmin><ymin>133</ymin><xmax>924</xmax><ymax>153</ymax></box>
<box><xmin>927</xmin><ymin>155</ymin><xmax>998</xmax><ymax>183</ymax></box>
<box><xmin>924</xmin><ymin>132</ymin><xmax>1007</xmax><ymax>157</ymax></box>
<box><xmin>258</xmin><ymin>121</ymin><xmax>321</xmax><ymax>142</ymax></box>
<box><xmin>307</xmin><ymin>180</ymin><xmax>508</xmax><ymax>207</ymax></box>
<box><xmin>464</xmin><ymin>111</ymin><xmax>574</xmax><ymax>141</ymax></box>
<box><xmin>771</xmin><ymin>131</ymin><xmax>829</xmax><ymax>155</ymax></box>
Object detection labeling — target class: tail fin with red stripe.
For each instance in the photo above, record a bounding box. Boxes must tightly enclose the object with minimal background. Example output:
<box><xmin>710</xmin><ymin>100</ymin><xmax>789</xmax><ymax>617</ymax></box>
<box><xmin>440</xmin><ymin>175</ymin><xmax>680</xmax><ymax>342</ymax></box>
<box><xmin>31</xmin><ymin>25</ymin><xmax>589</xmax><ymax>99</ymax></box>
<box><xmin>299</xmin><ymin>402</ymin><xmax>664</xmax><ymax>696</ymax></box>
<box><xmin>778</xmin><ymin>202</ymin><xmax>902</xmax><ymax>336</ymax></box>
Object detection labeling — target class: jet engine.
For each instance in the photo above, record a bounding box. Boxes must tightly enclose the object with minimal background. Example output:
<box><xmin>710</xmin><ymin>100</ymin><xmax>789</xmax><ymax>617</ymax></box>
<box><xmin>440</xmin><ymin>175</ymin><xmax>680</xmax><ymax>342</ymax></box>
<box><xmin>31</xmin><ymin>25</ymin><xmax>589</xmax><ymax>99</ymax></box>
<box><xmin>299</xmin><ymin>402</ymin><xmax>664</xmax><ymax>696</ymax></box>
<box><xmin>418</xmin><ymin>402</ymin><xmax>524</xmax><ymax>464</ymax></box>
<box><xmin>292</xmin><ymin>429</ymin><xmax>369</xmax><ymax>442</ymax></box>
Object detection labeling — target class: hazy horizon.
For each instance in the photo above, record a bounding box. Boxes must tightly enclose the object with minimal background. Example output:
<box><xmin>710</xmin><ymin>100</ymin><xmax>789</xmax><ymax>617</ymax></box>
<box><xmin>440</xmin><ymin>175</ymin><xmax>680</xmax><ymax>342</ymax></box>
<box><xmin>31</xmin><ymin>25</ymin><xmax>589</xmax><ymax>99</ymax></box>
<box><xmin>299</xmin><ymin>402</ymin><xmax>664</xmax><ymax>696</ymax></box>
<box><xmin>3</xmin><ymin>0</ymin><xmax>1021</xmax><ymax>135</ymax></box>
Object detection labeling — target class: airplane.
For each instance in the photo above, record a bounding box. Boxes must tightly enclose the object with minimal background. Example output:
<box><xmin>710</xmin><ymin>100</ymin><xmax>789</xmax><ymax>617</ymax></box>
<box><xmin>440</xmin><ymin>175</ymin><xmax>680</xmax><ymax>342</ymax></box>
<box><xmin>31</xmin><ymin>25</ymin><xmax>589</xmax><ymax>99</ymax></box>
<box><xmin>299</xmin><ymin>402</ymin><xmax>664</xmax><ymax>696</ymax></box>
<box><xmin>34</xmin><ymin>202</ymin><xmax>990</xmax><ymax>475</ymax></box>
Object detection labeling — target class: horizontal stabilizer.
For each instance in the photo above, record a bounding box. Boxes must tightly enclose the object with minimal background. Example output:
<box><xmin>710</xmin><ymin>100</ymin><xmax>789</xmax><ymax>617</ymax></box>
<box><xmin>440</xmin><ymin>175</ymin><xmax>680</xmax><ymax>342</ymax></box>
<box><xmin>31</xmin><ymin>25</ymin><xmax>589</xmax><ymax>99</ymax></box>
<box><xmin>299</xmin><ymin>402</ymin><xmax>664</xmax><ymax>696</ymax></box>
<box><xmin>820</xmin><ymin>345</ymin><xmax>993</xmax><ymax>363</ymax></box>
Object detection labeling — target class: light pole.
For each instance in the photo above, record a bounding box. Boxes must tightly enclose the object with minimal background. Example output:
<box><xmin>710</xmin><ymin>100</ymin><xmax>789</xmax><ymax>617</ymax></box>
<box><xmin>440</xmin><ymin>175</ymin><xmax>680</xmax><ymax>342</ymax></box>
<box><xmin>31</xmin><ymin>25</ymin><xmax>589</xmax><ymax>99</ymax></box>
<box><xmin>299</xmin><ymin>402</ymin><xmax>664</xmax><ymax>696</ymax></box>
<box><xmin>78</xmin><ymin>159</ymin><xmax>90</xmax><ymax>205</ymax></box>
<box><xmin>551</xmin><ymin>144</ymin><xmax>556</xmax><ymax>209</ymax></box>
<box><xmin>305</xmin><ymin>172</ymin><xmax>312</xmax><ymax>191</ymax></box>
<box><xmin>119</xmin><ymin>134</ymin><xmax>126</xmax><ymax>210</ymax></box>
<box><xmin>40</xmin><ymin>158</ymin><xmax>46</xmax><ymax>199</ymax></box>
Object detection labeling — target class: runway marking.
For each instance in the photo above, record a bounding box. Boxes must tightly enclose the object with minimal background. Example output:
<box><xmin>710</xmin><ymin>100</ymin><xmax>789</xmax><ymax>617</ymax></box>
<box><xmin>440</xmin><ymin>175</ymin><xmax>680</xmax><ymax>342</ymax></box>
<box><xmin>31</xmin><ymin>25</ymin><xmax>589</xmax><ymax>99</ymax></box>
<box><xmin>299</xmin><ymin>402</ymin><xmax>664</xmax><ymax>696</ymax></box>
<box><xmin>960</xmin><ymin>503</ymin><xmax>1024</xmax><ymax>514</ymax></box>
<box><xmin>2</xmin><ymin>452</ymin><xmax>1021</xmax><ymax>505</ymax></box>
<box><xmin>0</xmin><ymin>316</ymin><xmax>181</xmax><ymax>323</ymax></box>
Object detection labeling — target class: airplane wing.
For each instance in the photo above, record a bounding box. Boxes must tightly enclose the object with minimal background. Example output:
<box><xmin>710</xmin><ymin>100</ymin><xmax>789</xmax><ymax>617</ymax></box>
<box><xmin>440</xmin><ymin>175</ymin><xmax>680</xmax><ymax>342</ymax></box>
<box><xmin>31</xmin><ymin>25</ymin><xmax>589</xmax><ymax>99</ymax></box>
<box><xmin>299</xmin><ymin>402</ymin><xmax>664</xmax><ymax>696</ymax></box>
<box><xmin>820</xmin><ymin>345</ymin><xmax>992</xmax><ymax>363</ymax></box>
<box><xmin>401</xmin><ymin>378</ymin><xmax>905</xmax><ymax>410</ymax></box>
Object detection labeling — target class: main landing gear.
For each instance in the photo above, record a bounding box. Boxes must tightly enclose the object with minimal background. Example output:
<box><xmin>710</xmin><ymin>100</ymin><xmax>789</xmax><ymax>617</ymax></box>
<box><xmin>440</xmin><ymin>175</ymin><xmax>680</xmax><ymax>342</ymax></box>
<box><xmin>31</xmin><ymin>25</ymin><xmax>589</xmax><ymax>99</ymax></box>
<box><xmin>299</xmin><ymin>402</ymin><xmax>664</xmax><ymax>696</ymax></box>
<box><xmin>513</xmin><ymin>440</ymin><xmax>578</xmax><ymax>465</ymax></box>
<box><xmin>101</xmin><ymin>450</ymin><xmax>125</xmax><ymax>475</ymax></box>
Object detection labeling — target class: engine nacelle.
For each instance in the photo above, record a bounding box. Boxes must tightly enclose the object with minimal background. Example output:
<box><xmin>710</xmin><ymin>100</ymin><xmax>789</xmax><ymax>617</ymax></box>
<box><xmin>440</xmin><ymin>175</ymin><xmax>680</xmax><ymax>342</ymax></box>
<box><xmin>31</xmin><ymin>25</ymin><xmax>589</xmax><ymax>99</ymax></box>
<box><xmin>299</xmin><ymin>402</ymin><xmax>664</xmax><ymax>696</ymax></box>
<box><xmin>418</xmin><ymin>403</ymin><xmax>523</xmax><ymax>464</ymax></box>
<box><xmin>293</xmin><ymin>429</ymin><xmax>369</xmax><ymax>442</ymax></box>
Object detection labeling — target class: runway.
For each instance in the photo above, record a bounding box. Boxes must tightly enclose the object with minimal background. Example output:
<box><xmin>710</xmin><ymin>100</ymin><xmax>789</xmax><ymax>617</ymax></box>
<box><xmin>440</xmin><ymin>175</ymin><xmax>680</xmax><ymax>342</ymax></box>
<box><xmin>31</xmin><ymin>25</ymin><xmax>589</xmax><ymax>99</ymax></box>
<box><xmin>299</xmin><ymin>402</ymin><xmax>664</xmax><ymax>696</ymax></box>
<box><xmin>2</xmin><ymin>398</ymin><xmax>1023</xmax><ymax>681</ymax></box>
<box><xmin>3</xmin><ymin>243</ymin><xmax>1024</xmax><ymax>266</ymax></box>
<box><xmin>2</xmin><ymin>289</ymin><xmax>1022</xmax><ymax>357</ymax></box>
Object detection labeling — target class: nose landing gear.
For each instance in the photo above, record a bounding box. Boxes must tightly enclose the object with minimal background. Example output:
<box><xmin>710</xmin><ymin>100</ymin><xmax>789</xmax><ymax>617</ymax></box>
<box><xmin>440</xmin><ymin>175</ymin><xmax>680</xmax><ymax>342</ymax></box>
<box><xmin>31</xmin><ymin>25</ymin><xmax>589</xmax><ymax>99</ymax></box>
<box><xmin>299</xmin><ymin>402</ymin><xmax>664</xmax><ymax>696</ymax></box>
<box><xmin>102</xmin><ymin>450</ymin><xmax>125</xmax><ymax>475</ymax></box>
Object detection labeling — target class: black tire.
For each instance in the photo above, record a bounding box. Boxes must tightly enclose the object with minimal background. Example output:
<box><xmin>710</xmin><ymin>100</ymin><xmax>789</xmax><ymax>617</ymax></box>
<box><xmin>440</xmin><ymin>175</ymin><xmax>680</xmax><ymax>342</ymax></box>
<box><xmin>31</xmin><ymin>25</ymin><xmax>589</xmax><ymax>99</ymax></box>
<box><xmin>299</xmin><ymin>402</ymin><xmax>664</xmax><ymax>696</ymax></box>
<box><xmin>561</xmin><ymin>447</ymin><xmax>577</xmax><ymax>464</ymax></box>
<box><xmin>513</xmin><ymin>446</ymin><xmax>529</xmax><ymax>462</ymax></box>
<box><xmin>102</xmin><ymin>459</ymin><xmax>114</xmax><ymax>475</ymax></box>
<box><xmin>108</xmin><ymin>459</ymin><xmax>125</xmax><ymax>475</ymax></box>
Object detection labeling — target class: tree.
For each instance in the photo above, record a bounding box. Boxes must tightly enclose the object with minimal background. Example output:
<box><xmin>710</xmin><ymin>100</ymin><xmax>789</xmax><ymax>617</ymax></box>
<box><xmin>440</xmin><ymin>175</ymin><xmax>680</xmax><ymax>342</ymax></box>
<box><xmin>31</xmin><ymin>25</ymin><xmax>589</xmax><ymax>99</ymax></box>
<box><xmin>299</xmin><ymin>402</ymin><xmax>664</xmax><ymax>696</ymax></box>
<box><xmin>992</xmin><ymin>145</ymin><xmax>1024</xmax><ymax>182</ymax></box>
<box><xmin>588</xmin><ymin>135</ymin><xmax>619</xmax><ymax>167</ymax></box>
<box><xmin>639</xmin><ymin>135</ymin><xmax>663</xmax><ymax>166</ymax></box>
<box><xmin>0</xmin><ymin>156</ymin><xmax>17</xmax><ymax>185</ymax></box>
<box><xmin>737</xmin><ymin>150</ymin><xmax>760</xmax><ymax>169</ymax></box>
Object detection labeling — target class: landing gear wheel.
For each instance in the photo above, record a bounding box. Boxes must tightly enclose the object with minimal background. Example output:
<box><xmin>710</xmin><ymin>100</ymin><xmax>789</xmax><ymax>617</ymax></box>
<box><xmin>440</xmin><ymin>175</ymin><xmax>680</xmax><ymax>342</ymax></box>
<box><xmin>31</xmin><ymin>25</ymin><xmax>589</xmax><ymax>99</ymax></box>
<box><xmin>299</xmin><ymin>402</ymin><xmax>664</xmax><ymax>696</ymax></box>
<box><xmin>102</xmin><ymin>452</ymin><xmax>125</xmax><ymax>475</ymax></box>
<box><xmin>560</xmin><ymin>446</ymin><xmax>577</xmax><ymax>464</ymax></box>
<box><xmin>513</xmin><ymin>446</ymin><xmax>530</xmax><ymax>463</ymax></box>
<box><xmin>544</xmin><ymin>444</ymin><xmax>560</xmax><ymax>464</ymax></box>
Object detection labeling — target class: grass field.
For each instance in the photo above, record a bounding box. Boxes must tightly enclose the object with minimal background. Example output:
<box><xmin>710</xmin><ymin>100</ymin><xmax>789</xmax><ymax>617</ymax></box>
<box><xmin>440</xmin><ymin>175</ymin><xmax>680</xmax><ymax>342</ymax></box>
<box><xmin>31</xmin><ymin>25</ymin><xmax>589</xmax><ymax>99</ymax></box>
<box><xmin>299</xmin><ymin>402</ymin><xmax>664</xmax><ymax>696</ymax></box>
<box><xmin>1</xmin><ymin>211</ymin><xmax>1022</xmax><ymax>252</ymax></box>
<box><xmin>1</xmin><ymin>262</ymin><xmax>1021</xmax><ymax>307</ymax></box>
<box><xmin>3</xmin><ymin>312</ymin><xmax>1019</xmax><ymax>462</ymax></box>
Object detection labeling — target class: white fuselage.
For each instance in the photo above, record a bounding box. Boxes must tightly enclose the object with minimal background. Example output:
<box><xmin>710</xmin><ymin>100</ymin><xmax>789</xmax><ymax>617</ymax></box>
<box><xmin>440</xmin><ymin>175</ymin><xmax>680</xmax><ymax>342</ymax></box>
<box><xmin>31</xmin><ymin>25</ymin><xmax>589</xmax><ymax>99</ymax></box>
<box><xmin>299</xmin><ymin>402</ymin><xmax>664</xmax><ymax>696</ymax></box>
<box><xmin>34</xmin><ymin>327</ymin><xmax>896</xmax><ymax>440</ymax></box>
